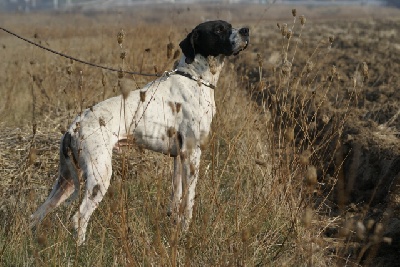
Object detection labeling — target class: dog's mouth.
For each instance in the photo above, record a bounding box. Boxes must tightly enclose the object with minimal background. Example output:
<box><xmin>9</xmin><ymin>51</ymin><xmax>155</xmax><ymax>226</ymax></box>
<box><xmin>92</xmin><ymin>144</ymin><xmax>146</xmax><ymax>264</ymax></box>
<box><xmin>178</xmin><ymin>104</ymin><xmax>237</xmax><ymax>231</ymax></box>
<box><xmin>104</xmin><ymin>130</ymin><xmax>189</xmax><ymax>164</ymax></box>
<box><xmin>233</xmin><ymin>39</ymin><xmax>249</xmax><ymax>56</ymax></box>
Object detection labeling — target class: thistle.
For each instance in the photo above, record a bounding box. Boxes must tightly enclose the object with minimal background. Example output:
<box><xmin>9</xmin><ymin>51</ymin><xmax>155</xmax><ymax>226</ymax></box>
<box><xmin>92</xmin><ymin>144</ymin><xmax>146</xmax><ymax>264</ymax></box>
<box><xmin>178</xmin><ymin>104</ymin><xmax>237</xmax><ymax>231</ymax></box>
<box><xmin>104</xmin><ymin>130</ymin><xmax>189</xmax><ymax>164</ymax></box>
<box><xmin>299</xmin><ymin>15</ymin><xmax>306</xmax><ymax>26</ymax></box>
<box><xmin>117</xmin><ymin>29</ymin><xmax>125</xmax><ymax>46</ymax></box>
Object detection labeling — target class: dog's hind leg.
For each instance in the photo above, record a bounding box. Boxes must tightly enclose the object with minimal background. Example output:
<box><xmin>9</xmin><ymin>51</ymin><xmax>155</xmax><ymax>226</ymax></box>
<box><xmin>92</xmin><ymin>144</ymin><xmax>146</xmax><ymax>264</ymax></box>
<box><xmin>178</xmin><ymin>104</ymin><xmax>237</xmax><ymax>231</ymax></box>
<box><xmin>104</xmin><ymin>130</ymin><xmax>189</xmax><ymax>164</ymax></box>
<box><xmin>72</xmin><ymin>151</ymin><xmax>112</xmax><ymax>245</ymax></box>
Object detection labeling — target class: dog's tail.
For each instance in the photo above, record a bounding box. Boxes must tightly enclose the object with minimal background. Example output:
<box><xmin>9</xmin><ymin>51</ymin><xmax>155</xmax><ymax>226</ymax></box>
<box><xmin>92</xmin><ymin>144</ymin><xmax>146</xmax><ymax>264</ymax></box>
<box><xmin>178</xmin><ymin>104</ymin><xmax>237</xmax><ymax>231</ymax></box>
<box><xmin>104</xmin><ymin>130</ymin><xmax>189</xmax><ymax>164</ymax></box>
<box><xmin>30</xmin><ymin>132</ymin><xmax>80</xmax><ymax>228</ymax></box>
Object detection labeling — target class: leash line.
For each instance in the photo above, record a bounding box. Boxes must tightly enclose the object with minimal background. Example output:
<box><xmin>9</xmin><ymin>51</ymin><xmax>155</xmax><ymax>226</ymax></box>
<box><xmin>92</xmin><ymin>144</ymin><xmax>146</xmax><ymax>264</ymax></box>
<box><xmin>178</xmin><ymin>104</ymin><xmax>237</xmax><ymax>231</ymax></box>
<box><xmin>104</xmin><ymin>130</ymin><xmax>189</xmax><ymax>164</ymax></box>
<box><xmin>0</xmin><ymin>26</ymin><xmax>161</xmax><ymax>77</ymax></box>
<box><xmin>0</xmin><ymin>26</ymin><xmax>217</xmax><ymax>88</ymax></box>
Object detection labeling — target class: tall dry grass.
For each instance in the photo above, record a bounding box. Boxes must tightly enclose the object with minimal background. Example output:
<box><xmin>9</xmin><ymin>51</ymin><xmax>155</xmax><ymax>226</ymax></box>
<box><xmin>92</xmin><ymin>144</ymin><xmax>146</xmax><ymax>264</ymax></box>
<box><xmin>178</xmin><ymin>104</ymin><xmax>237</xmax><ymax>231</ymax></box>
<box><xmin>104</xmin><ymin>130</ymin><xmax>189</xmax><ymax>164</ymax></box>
<box><xmin>1</xmin><ymin>7</ymin><xmax>394</xmax><ymax>266</ymax></box>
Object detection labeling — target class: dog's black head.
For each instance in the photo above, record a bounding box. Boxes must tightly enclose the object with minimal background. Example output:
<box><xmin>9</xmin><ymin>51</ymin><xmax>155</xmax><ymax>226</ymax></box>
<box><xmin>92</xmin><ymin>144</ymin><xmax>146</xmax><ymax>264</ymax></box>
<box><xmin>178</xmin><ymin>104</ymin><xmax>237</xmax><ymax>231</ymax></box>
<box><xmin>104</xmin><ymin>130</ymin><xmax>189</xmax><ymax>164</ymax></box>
<box><xmin>179</xmin><ymin>20</ymin><xmax>249</xmax><ymax>64</ymax></box>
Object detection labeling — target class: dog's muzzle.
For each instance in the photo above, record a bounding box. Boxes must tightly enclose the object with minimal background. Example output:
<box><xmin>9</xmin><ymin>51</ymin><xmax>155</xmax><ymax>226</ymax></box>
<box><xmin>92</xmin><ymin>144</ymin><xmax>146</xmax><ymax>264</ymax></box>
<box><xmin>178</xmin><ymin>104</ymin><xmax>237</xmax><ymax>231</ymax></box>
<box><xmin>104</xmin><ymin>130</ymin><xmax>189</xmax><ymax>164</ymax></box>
<box><xmin>233</xmin><ymin>27</ymin><xmax>250</xmax><ymax>55</ymax></box>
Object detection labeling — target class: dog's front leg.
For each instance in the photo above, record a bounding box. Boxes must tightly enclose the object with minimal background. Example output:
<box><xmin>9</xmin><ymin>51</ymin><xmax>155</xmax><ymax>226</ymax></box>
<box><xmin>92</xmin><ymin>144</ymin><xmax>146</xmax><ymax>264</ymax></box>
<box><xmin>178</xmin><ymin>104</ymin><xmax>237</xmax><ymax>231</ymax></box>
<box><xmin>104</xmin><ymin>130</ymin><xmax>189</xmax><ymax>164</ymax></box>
<box><xmin>181</xmin><ymin>147</ymin><xmax>201</xmax><ymax>231</ymax></box>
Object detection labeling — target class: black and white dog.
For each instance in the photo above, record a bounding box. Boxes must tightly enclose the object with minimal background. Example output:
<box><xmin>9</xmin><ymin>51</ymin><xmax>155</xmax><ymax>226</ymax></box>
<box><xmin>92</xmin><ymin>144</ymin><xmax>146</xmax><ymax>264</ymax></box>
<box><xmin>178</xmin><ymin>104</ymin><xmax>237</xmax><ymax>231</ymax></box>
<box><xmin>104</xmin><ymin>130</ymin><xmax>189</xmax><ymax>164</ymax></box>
<box><xmin>31</xmin><ymin>20</ymin><xmax>249</xmax><ymax>245</ymax></box>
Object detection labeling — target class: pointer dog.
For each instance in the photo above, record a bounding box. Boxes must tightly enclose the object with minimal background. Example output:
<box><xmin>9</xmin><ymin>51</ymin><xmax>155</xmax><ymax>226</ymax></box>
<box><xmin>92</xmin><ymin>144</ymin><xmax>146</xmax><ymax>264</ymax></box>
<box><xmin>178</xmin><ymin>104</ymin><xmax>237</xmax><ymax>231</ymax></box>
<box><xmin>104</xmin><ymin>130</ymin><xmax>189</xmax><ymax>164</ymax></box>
<box><xmin>31</xmin><ymin>20</ymin><xmax>249</xmax><ymax>245</ymax></box>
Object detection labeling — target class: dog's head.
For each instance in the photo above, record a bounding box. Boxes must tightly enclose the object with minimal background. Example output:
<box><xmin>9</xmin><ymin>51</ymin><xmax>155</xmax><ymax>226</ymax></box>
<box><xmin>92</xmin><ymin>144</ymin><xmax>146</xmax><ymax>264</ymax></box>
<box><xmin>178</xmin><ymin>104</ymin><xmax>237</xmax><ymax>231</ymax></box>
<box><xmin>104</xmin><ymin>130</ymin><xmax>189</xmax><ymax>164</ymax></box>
<box><xmin>179</xmin><ymin>20</ymin><xmax>249</xmax><ymax>64</ymax></box>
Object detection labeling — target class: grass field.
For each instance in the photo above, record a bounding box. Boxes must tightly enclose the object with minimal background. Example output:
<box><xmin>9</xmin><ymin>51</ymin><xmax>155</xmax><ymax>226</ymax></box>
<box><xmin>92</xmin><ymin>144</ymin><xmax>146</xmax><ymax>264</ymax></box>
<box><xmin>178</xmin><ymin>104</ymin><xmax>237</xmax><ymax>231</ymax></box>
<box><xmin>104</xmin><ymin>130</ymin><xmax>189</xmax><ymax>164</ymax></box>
<box><xmin>0</xmin><ymin>4</ymin><xmax>399</xmax><ymax>266</ymax></box>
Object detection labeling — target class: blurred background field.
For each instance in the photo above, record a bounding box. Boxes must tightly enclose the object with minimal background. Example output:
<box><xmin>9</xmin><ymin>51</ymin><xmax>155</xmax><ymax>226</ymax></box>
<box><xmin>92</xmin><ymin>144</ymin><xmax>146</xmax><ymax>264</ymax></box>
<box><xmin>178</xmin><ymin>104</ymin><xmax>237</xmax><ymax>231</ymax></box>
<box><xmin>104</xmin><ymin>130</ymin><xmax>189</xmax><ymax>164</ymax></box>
<box><xmin>0</xmin><ymin>2</ymin><xmax>399</xmax><ymax>266</ymax></box>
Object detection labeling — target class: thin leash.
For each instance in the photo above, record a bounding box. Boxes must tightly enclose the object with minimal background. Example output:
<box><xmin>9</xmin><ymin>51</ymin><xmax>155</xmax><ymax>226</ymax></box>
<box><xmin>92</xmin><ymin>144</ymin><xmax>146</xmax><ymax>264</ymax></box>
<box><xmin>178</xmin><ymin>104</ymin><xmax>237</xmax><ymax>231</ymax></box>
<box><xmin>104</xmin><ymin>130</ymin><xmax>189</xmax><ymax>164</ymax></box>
<box><xmin>0</xmin><ymin>26</ymin><xmax>161</xmax><ymax>77</ymax></box>
<box><xmin>254</xmin><ymin>0</ymin><xmax>277</xmax><ymax>28</ymax></box>
<box><xmin>0</xmin><ymin>26</ymin><xmax>217</xmax><ymax>89</ymax></box>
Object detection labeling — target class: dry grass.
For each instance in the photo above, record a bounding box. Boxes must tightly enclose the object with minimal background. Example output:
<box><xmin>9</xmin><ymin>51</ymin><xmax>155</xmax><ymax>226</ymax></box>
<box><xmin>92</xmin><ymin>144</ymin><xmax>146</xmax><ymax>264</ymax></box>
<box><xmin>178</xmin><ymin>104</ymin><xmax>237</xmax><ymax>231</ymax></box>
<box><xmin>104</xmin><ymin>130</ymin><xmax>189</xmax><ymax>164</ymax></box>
<box><xmin>1</xmin><ymin>5</ymin><xmax>399</xmax><ymax>267</ymax></box>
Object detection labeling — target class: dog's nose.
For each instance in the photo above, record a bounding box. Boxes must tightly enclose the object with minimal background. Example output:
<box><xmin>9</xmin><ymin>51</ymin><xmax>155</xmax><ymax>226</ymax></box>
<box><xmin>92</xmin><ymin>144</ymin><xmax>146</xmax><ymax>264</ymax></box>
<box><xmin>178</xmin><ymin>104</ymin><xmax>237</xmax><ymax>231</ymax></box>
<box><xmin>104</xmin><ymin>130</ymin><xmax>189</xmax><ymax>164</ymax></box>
<box><xmin>239</xmin><ymin>27</ymin><xmax>249</xmax><ymax>37</ymax></box>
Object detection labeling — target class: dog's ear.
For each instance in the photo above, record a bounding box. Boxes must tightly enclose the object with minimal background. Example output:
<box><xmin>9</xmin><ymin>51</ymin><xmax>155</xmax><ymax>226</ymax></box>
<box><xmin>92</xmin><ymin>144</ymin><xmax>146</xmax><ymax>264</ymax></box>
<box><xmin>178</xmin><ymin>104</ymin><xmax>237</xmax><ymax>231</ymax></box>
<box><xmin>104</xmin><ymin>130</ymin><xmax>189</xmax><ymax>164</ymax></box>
<box><xmin>179</xmin><ymin>29</ymin><xmax>198</xmax><ymax>64</ymax></box>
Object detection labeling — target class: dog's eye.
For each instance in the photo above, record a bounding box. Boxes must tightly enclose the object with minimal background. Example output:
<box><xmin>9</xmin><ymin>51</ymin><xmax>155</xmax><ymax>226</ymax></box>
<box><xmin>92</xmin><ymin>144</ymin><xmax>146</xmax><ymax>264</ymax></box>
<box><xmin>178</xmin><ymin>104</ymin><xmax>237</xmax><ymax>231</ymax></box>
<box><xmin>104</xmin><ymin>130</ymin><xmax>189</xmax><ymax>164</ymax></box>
<box><xmin>215</xmin><ymin>26</ymin><xmax>225</xmax><ymax>34</ymax></box>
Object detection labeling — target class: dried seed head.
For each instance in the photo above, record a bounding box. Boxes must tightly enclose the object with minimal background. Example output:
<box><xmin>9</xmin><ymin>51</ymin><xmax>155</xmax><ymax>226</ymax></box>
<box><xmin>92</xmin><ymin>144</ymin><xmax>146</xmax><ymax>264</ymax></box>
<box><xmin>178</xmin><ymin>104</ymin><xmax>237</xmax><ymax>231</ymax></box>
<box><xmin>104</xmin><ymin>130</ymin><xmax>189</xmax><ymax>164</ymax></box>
<box><xmin>257</xmin><ymin>53</ymin><xmax>263</xmax><ymax>68</ymax></box>
<box><xmin>371</xmin><ymin>222</ymin><xmax>385</xmax><ymax>243</ymax></box>
<box><xmin>140</xmin><ymin>91</ymin><xmax>146</xmax><ymax>102</ymax></box>
<box><xmin>255</xmin><ymin>159</ymin><xmax>268</xmax><ymax>167</ymax></box>
<box><xmin>257</xmin><ymin>80</ymin><xmax>266</xmax><ymax>92</ymax></box>
<box><xmin>102</xmin><ymin>73</ymin><xmax>107</xmax><ymax>87</ymax></box>
<box><xmin>28</xmin><ymin>148</ymin><xmax>37</xmax><ymax>165</ymax></box>
<box><xmin>302</xmin><ymin>207</ymin><xmax>313</xmax><ymax>227</ymax></box>
<box><xmin>280</xmin><ymin>23</ymin><xmax>288</xmax><ymax>37</ymax></box>
<box><xmin>59</xmin><ymin>125</ymin><xmax>66</xmax><ymax>134</ymax></box>
<box><xmin>306</xmin><ymin>61</ymin><xmax>314</xmax><ymax>73</ymax></box>
<box><xmin>362</xmin><ymin>62</ymin><xmax>369</xmax><ymax>79</ymax></box>
<box><xmin>309</xmin><ymin>121</ymin><xmax>316</xmax><ymax>131</ymax></box>
<box><xmin>299</xmin><ymin>149</ymin><xmax>311</xmax><ymax>165</ymax></box>
<box><xmin>331</xmin><ymin>65</ymin><xmax>337</xmax><ymax>76</ymax></box>
<box><xmin>366</xmin><ymin>219</ymin><xmax>375</xmax><ymax>230</ymax></box>
<box><xmin>321</xmin><ymin>114</ymin><xmax>330</xmax><ymax>124</ymax></box>
<box><xmin>299</xmin><ymin>15</ymin><xmax>306</xmax><ymax>26</ymax></box>
<box><xmin>117</xmin><ymin>29</ymin><xmax>125</xmax><ymax>45</ymax></box>
<box><xmin>118</xmin><ymin>68</ymin><xmax>124</xmax><ymax>79</ymax></box>
<box><xmin>356</xmin><ymin>221</ymin><xmax>366</xmax><ymax>240</ymax></box>
<box><xmin>374</xmin><ymin>222</ymin><xmax>384</xmax><ymax>235</ymax></box>
<box><xmin>200</xmin><ymin>131</ymin><xmax>210</xmax><ymax>150</ymax></box>
<box><xmin>37</xmin><ymin>235</ymin><xmax>47</xmax><ymax>247</ymax></box>
<box><xmin>241</xmin><ymin>228</ymin><xmax>250</xmax><ymax>243</ymax></box>
<box><xmin>270</xmin><ymin>94</ymin><xmax>277</xmax><ymax>103</ymax></box>
<box><xmin>286</xmin><ymin>30</ymin><xmax>292</xmax><ymax>39</ymax></box>
<box><xmin>276</xmin><ymin>22</ymin><xmax>281</xmax><ymax>30</ymax></box>
<box><xmin>66</xmin><ymin>65</ymin><xmax>72</xmax><ymax>75</ymax></box>
<box><xmin>339</xmin><ymin>218</ymin><xmax>354</xmax><ymax>238</ymax></box>
<box><xmin>383</xmin><ymin>237</ymin><xmax>392</xmax><ymax>245</ymax></box>
<box><xmin>305</xmin><ymin>165</ymin><xmax>317</xmax><ymax>186</ymax></box>
<box><xmin>167</xmin><ymin>43</ymin><xmax>174</xmax><ymax>59</ymax></box>
<box><xmin>329</xmin><ymin>36</ymin><xmax>334</xmax><ymax>44</ymax></box>
<box><xmin>281</xmin><ymin>51</ymin><xmax>288</xmax><ymax>63</ymax></box>
<box><xmin>292</xmin><ymin>8</ymin><xmax>297</xmax><ymax>17</ymax></box>
<box><xmin>173</xmin><ymin>49</ymin><xmax>180</xmax><ymax>60</ymax></box>
<box><xmin>281</xmin><ymin>60</ymin><xmax>292</xmax><ymax>76</ymax></box>
<box><xmin>292</xmin><ymin>76</ymin><xmax>300</xmax><ymax>90</ymax></box>
<box><xmin>119</xmin><ymin>79</ymin><xmax>130</xmax><ymax>100</ymax></box>
<box><xmin>120</xmin><ymin>50</ymin><xmax>127</xmax><ymax>60</ymax></box>
<box><xmin>285</xmin><ymin>127</ymin><xmax>294</xmax><ymax>142</ymax></box>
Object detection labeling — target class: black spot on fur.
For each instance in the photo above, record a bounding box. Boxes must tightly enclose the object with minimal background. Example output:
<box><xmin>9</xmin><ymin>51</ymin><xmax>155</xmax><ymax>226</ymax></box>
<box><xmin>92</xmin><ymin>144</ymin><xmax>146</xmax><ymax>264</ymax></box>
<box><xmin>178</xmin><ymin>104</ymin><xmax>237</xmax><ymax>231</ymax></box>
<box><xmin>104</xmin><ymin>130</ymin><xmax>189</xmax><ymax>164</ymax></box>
<box><xmin>92</xmin><ymin>184</ymin><xmax>100</xmax><ymax>198</ymax></box>
<box><xmin>177</xmin><ymin>132</ymin><xmax>183</xmax><ymax>150</ymax></box>
<box><xmin>62</xmin><ymin>132</ymin><xmax>71</xmax><ymax>159</ymax></box>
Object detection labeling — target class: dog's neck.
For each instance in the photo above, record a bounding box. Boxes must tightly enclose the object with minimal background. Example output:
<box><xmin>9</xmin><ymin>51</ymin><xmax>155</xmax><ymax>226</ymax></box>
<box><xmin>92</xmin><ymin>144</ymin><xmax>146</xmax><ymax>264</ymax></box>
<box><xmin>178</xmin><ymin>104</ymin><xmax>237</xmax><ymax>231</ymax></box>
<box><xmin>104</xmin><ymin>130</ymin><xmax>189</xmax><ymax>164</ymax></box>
<box><xmin>175</xmin><ymin>54</ymin><xmax>225</xmax><ymax>87</ymax></box>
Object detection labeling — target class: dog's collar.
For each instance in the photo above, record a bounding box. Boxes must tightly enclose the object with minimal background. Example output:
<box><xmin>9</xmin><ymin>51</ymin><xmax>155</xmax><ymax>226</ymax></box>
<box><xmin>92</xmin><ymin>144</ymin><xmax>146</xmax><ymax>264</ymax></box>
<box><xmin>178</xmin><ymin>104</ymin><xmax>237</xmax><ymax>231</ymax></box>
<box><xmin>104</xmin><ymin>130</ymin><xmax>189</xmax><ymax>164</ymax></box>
<box><xmin>167</xmin><ymin>70</ymin><xmax>216</xmax><ymax>89</ymax></box>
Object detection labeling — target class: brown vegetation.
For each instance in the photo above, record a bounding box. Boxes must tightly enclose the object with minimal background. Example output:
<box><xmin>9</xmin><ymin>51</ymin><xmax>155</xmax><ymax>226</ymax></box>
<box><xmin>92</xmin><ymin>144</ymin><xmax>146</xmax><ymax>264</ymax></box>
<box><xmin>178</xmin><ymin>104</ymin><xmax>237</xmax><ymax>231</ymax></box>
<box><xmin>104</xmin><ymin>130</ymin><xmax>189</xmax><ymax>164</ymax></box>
<box><xmin>0</xmin><ymin>4</ymin><xmax>399</xmax><ymax>266</ymax></box>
